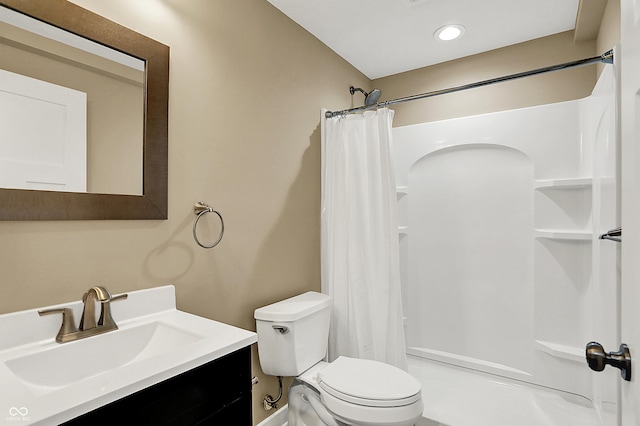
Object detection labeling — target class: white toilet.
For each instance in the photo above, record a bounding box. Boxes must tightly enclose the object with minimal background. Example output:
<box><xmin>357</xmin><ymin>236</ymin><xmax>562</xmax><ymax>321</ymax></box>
<box><xmin>254</xmin><ymin>291</ymin><xmax>423</xmax><ymax>426</ymax></box>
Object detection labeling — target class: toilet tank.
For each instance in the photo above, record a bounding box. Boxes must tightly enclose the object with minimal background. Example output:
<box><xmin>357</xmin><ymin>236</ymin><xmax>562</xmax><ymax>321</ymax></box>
<box><xmin>254</xmin><ymin>292</ymin><xmax>331</xmax><ymax>377</ymax></box>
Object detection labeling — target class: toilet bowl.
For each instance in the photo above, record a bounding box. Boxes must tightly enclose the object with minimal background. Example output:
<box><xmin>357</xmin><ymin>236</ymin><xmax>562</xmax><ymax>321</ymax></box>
<box><xmin>254</xmin><ymin>292</ymin><xmax>423</xmax><ymax>426</ymax></box>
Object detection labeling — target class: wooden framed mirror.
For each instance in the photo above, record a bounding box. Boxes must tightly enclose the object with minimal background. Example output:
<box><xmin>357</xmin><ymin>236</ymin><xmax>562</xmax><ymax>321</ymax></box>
<box><xmin>0</xmin><ymin>0</ymin><xmax>168</xmax><ymax>220</ymax></box>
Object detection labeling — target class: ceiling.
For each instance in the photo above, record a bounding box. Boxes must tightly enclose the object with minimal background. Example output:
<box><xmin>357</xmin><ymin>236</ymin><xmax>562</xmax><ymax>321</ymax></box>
<box><xmin>266</xmin><ymin>0</ymin><xmax>585</xmax><ymax>79</ymax></box>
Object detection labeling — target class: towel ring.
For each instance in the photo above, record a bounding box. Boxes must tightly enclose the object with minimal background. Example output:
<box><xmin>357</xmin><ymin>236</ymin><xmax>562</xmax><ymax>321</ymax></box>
<box><xmin>193</xmin><ymin>202</ymin><xmax>225</xmax><ymax>249</ymax></box>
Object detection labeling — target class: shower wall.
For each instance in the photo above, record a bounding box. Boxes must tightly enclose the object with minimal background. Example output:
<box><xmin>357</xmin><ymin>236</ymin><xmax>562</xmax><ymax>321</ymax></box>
<box><xmin>392</xmin><ymin>67</ymin><xmax>617</xmax><ymax>405</ymax></box>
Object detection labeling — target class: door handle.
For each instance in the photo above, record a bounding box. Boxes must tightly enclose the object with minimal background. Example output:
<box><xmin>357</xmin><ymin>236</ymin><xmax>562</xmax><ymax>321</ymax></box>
<box><xmin>585</xmin><ymin>341</ymin><xmax>631</xmax><ymax>381</ymax></box>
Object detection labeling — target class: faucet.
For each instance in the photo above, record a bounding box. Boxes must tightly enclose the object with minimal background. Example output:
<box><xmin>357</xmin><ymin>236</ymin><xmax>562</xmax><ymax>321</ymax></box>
<box><xmin>80</xmin><ymin>286</ymin><xmax>114</xmax><ymax>330</ymax></box>
<box><xmin>39</xmin><ymin>286</ymin><xmax>128</xmax><ymax>343</ymax></box>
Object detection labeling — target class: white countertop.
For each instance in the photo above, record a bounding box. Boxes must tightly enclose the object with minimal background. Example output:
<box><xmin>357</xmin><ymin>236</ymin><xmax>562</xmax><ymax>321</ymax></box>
<box><xmin>0</xmin><ymin>285</ymin><xmax>257</xmax><ymax>425</ymax></box>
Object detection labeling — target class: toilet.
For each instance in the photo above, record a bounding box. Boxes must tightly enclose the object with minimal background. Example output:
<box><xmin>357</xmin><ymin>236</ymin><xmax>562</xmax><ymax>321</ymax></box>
<box><xmin>254</xmin><ymin>291</ymin><xmax>423</xmax><ymax>426</ymax></box>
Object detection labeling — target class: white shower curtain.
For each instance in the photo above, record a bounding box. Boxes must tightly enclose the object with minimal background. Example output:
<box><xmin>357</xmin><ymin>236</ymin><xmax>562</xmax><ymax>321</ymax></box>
<box><xmin>321</xmin><ymin>107</ymin><xmax>407</xmax><ymax>370</ymax></box>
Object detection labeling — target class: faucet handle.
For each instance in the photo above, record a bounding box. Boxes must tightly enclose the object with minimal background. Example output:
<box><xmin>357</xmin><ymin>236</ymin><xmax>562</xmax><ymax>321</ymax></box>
<box><xmin>39</xmin><ymin>308</ymin><xmax>78</xmax><ymax>343</ymax></box>
<box><xmin>98</xmin><ymin>293</ymin><xmax>128</xmax><ymax>328</ymax></box>
<box><xmin>110</xmin><ymin>293</ymin><xmax>128</xmax><ymax>303</ymax></box>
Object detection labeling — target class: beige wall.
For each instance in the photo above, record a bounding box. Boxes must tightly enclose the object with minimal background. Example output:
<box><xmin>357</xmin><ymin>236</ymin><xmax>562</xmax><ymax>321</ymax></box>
<box><xmin>0</xmin><ymin>0</ymin><xmax>620</xmax><ymax>424</ymax></box>
<box><xmin>0</xmin><ymin>0</ymin><xmax>368</xmax><ymax>423</ymax></box>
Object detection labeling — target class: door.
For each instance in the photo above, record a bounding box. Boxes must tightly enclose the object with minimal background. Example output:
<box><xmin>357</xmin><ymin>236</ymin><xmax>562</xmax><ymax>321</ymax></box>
<box><xmin>620</xmin><ymin>0</ymin><xmax>640</xmax><ymax>424</ymax></box>
<box><xmin>0</xmin><ymin>69</ymin><xmax>87</xmax><ymax>192</ymax></box>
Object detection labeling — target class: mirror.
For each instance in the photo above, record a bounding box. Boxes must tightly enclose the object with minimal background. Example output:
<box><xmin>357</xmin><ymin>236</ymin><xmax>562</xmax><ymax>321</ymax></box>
<box><xmin>0</xmin><ymin>6</ymin><xmax>146</xmax><ymax>195</ymax></box>
<box><xmin>0</xmin><ymin>0</ymin><xmax>168</xmax><ymax>220</ymax></box>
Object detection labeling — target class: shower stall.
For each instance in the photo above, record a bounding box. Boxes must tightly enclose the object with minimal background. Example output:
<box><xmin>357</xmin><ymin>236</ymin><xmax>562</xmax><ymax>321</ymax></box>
<box><xmin>392</xmin><ymin>66</ymin><xmax>618</xmax><ymax>425</ymax></box>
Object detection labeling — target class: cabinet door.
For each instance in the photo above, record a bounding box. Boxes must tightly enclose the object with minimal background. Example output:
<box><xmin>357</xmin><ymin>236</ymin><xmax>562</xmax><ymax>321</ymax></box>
<box><xmin>196</xmin><ymin>395</ymin><xmax>252</xmax><ymax>425</ymax></box>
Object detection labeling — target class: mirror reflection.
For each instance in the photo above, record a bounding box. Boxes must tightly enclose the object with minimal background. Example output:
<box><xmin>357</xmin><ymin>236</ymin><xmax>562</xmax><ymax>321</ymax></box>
<box><xmin>0</xmin><ymin>5</ymin><xmax>144</xmax><ymax>195</ymax></box>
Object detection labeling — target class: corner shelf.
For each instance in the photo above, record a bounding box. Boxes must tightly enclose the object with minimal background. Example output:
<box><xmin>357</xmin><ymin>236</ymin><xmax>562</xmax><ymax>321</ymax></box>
<box><xmin>396</xmin><ymin>186</ymin><xmax>408</xmax><ymax>195</ymax></box>
<box><xmin>534</xmin><ymin>340</ymin><xmax>584</xmax><ymax>363</ymax></box>
<box><xmin>397</xmin><ymin>186</ymin><xmax>409</xmax><ymax>235</ymax></box>
<box><xmin>534</xmin><ymin>176</ymin><xmax>594</xmax><ymax>241</ymax></box>
<box><xmin>534</xmin><ymin>177</ymin><xmax>593</xmax><ymax>189</ymax></box>
<box><xmin>534</xmin><ymin>229</ymin><xmax>592</xmax><ymax>240</ymax></box>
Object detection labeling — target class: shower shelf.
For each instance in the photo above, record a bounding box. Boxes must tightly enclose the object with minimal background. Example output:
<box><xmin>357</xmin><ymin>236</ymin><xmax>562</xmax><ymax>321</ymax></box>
<box><xmin>534</xmin><ymin>177</ymin><xmax>593</xmax><ymax>189</ymax></box>
<box><xmin>396</xmin><ymin>186</ymin><xmax>408</xmax><ymax>194</ymax></box>
<box><xmin>534</xmin><ymin>229</ymin><xmax>592</xmax><ymax>240</ymax></box>
<box><xmin>398</xmin><ymin>226</ymin><xmax>409</xmax><ymax>235</ymax></box>
<box><xmin>534</xmin><ymin>340</ymin><xmax>584</xmax><ymax>363</ymax></box>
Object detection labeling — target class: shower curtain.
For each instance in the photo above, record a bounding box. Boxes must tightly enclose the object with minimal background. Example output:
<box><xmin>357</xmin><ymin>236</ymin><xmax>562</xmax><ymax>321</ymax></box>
<box><xmin>321</xmin><ymin>108</ymin><xmax>407</xmax><ymax>370</ymax></box>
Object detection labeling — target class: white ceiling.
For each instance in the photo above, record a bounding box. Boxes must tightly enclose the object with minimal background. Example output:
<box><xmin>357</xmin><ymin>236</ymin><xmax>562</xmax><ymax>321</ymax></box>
<box><xmin>266</xmin><ymin>0</ymin><xmax>581</xmax><ymax>79</ymax></box>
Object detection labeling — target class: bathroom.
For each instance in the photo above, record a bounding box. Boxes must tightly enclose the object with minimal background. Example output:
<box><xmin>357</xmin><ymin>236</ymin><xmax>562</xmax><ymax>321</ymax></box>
<box><xmin>2</xmin><ymin>0</ymin><xmax>640</xmax><ymax>425</ymax></box>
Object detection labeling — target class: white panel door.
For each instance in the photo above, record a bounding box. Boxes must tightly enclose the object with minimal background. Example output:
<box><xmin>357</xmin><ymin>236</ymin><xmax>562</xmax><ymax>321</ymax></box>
<box><xmin>620</xmin><ymin>0</ymin><xmax>640</xmax><ymax>424</ymax></box>
<box><xmin>0</xmin><ymin>69</ymin><xmax>86</xmax><ymax>192</ymax></box>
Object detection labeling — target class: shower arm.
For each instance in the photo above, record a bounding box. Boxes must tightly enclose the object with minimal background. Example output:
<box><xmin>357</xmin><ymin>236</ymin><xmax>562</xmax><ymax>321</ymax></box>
<box><xmin>350</xmin><ymin>86</ymin><xmax>367</xmax><ymax>96</ymax></box>
<box><xmin>326</xmin><ymin>50</ymin><xmax>614</xmax><ymax>118</ymax></box>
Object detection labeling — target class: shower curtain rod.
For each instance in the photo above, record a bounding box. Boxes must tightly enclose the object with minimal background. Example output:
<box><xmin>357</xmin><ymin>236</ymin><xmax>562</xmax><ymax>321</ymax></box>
<box><xmin>325</xmin><ymin>49</ymin><xmax>614</xmax><ymax>119</ymax></box>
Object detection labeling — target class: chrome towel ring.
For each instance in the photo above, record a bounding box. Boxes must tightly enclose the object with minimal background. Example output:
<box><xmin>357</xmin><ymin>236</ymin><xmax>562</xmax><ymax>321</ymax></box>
<box><xmin>193</xmin><ymin>201</ymin><xmax>224</xmax><ymax>249</ymax></box>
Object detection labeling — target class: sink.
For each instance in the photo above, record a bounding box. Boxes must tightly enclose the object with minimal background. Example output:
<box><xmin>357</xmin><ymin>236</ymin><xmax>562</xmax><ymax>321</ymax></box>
<box><xmin>5</xmin><ymin>321</ymin><xmax>203</xmax><ymax>393</ymax></box>
<box><xmin>0</xmin><ymin>285</ymin><xmax>257</xmax><ymax>424</ymax></box>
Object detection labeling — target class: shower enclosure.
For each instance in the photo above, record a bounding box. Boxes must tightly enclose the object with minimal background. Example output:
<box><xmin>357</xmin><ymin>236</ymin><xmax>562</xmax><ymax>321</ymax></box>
<box><xmin>392</xmin><ymin>66</ymin><xmax>618</xmax><ymax>425</ymax></box>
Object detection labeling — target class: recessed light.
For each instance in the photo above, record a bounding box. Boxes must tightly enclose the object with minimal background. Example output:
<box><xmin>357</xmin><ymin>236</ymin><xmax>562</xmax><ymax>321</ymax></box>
<box><xmin>435</xmin><ymin>24</ymin><xmax>465</xmax><ymax>41</ymax></box>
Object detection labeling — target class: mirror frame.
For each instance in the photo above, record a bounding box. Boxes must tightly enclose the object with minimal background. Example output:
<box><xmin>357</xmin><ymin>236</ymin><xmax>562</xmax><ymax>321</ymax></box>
<box><xmin>0</xmin><ymin>0</ymin><xmax>168</xmax><ymax>220</ymax></box>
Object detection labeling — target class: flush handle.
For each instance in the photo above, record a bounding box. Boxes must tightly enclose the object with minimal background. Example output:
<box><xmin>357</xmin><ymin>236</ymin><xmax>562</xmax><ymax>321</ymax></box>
<box><xmin>586</xmin><ymin>341</ymin><xmax>631</xmax><ymax>381</ymax></box>
<box><xmin>272</xmin><ymin>325</ymin><xmax>290</xmax><ymax>334</ymax></box>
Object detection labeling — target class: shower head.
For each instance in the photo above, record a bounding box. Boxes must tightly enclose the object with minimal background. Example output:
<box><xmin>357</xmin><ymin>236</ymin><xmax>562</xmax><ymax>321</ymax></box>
<box><xmin>350</xmin><ymin>86</ymin><xmax>382</xmax><ymax>106</ymax></box>
<box><xmin>366</xmin><ymin>88</ymin><xmax>382</xmax><ymax>105</ymax></box>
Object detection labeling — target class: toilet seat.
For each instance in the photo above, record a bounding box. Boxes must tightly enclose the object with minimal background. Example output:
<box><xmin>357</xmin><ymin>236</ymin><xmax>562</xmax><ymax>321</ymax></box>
<box><xmin>319</xmin><ymin>382</ymin><xmax>421</xmax><ymax>407</ymax></box>
<box><xmin>318</xmin><ymin>356</ymin><xmax>421</xmax><ymax>406</ymax></box>
<box><xmin>315</xmin><ymin>356</ymin><xmax>424</xmax><ymax>426</ymax></box>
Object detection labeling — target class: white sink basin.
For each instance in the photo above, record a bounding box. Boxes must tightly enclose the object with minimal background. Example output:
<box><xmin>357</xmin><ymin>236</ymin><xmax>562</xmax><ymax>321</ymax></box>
<box><xmin>0</xmin><ymin>285</ymin><xmax>257</xmax><ymax>425</ymax></box>
<box><xmin>6</xmin><ymin>321</ymin><xmax>203</xmax><ymax>392</ymax></box>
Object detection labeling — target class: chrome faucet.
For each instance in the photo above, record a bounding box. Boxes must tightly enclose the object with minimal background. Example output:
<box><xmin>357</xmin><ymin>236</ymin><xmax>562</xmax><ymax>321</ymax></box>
<box><xmin>39</xmin><ymin>286</ymin><xmax>128</xmax><ymax>343</ymax></box>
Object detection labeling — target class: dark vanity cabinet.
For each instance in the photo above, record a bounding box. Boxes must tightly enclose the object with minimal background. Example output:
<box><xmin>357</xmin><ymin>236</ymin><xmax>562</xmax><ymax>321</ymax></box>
<box><xmin>62</xmin><ymin>346</ymin><xmax>252</xmax><ymax>425</ymax></box>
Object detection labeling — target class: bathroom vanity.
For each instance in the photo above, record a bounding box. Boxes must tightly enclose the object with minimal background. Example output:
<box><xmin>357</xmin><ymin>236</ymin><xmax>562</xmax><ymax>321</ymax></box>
<box><xmin>0</xmin><ymin>285</ymin><xmax>256</xmax><ymax>425</ymax></box>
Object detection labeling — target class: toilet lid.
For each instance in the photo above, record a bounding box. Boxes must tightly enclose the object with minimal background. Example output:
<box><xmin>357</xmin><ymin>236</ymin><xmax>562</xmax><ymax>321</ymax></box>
<box><xmin>317</xmin><ymin>356</ymin><xmax>421</xmax><ymax>407</ymax></box>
